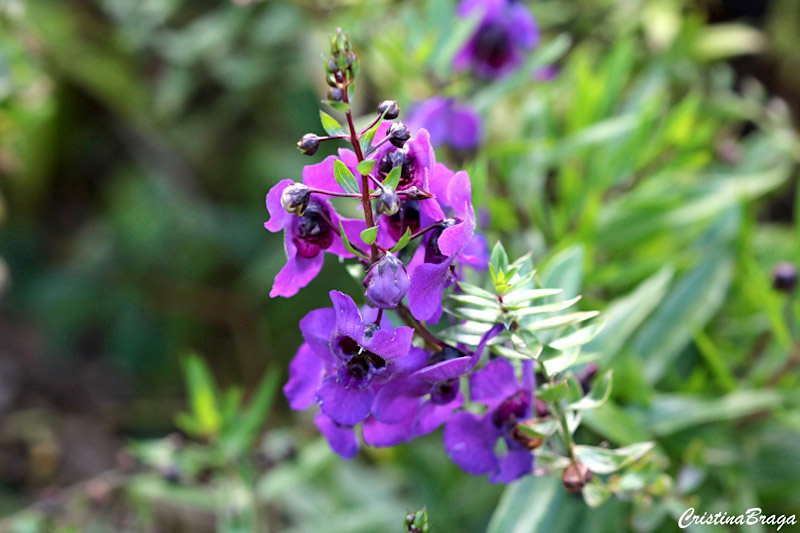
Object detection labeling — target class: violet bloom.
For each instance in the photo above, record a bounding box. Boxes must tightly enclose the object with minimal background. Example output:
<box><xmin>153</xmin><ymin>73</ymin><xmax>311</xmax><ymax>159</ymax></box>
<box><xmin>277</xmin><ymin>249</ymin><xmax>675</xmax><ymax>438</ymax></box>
<box><xmin>443</xmin><ymin>358</ymin><xmax>535</xmax><ymax>483</ymax></box>
<box><xmin>454</xmin><ymin>0</ymin><xmax>539</xmax><ymax>78</ymax></box>
<box><xmin>407</xmin><ymin>164</ymin><xmax>476</xmax><ymax>322</ymax></box>
<box><xmin>363</xmin><ymin>324</ymin><xmax>503</xmax><ymax>447</ymax></box>
<box><xmin>370</xmin><ymin>124</ymin><xmax>446</xmax><ymax>248</ymax></box>
<box><xmin>363</xmin><ymin>253</ymin><xmax>410</xmax><ymax>309</ymax></box>
<box><xmin>265</xmin><ymin>153</ymin><xmax>367</xmax><ymax>298</ymax></box>
<box><xmin>283</xmin><ymin>291</ymin><xmax>427</xmax><ymax>457</ymax></box>
<box><xmin>406</xmin><ymin>97</ymin><xmax>482</xmax><ymax>150</ymax></box>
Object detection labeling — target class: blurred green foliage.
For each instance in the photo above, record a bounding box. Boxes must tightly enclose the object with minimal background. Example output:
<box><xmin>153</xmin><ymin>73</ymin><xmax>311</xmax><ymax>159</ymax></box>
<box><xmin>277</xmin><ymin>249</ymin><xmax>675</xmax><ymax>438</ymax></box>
<box><xmin>1</xmin><ymin>0</ymin><xmax>799</xmax><ymax>532</ymax></box>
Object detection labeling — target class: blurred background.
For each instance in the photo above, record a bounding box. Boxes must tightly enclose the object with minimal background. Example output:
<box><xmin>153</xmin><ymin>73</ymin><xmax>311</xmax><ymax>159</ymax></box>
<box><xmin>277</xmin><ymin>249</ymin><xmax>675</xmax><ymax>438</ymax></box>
<box><xmin>0</xmin><ymin>0</ymin><xmax>799</xmax><ymax>531</ymax></box>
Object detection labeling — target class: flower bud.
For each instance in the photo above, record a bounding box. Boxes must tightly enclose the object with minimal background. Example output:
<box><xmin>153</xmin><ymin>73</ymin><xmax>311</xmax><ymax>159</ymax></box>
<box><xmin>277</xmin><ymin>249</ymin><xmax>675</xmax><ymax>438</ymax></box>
<box><xmin>378</xmin><ymin>100</ymin><xmax>400</xmax><ymax>120</ymax></box>
<box><xmin>376</xmin><ymin>188</ymin><xmax>400</xmax><ymax>216</ymax></box>
<box><xmin>363</xmin><ymin>253</ymin><xmax>409</xmax><ymax>309</ymax></box>
<box><xmin>404</xmin><ymin>508</ymin><xmax>429</xmax><ymax>533</ymax></box>
<box><xmin>387</xmin><ymin>122</ymin><xmax>411</xmax><ymax>148</ymax></box>
<box><xmin>510</xmin><ymin>421</ymin><xmax>545</xmax><ymax>450</ymax></box>
<box><xmin>280</xmin><ymin>183</ymin><xmax>311</xmax><ymax>216</ymax></box>
<box><xmin>297</xmin><ymin>133</ymin><xmax>320</xmax><ymax>156</ymax></box>
<box><xmin>773</xmin><ymin>262</ymin><xmax>797</xmax><ymax>293</ymax></box>
<box><xmin>399</xmin><ymin>186</ymin><xmax>434</xmax><ymax>200</ymax></box>
<box><xmin>562</xmin><ymin>462</ymin><xmax>593</xmax><ymax>493</ymax></box>
<box><xmin>327</xmin><ymin>87</ymin><xmax>344</xmax><ymax>102</ymax></box>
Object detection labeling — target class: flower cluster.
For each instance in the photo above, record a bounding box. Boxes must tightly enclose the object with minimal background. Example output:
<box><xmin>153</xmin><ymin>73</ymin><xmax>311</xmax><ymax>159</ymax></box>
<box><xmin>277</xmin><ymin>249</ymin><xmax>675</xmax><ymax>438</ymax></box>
<box><xmin>262</xmin><ymin>28</ymin><xmax>551</xmax><ymax>484</ymax></box>
<box><xmin>404</xmin><ymin>0</ymin><xmax>540</xmax><ymax>151</ymax></box>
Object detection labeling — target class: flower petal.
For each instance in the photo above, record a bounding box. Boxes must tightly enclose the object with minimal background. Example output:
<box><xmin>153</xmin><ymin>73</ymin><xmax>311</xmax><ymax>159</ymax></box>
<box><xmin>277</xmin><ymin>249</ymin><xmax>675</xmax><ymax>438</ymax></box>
<box><xmin>372</xmin><ymin>376</ymin><xmax>429</xmax><ymax>424</ymax></box>
<box><xmin>264</xmin><ymin>179</ymin><xmax>294</xmax><ymax>232</ymax></box>
<box><xmin>469</xmin><ymin>358</ymin><xmax>519</xmax><ymax>406</ymax></box>
<box><xmin>362</xmin><ymin>415</ymin><xmax>414</xmax><ymax>447</ymax></box>
<box><xmin>414</xmin><ymin>392</ymin><xmax>463</xmax><ymax>436</ymax></box>
<box><xmin>443</xmin><ymin>411</ymin><xmax>499</xmax><ymax>475</ymax></box>
<box><xmin>408</xmin><ymin>259</ymin><xmax>454</xmax><ymax>322</ymax></box>
<box><xmin>317</xmin><ymin>377</ymin><xmax>374</xmax><ymax>426</ymax></box>
<box><xmin>363</xmin><ymin>326</ymin><xmax>414</xmax><ymax>361</ymax></box>
<box><xmin>269</xmin><ymin>235</ymin><xmax>324</xmax><ymax>298</ymax></box>
<box><xmin>299</xmin><ymin>308</ymin><xmax>336</xmax><ymax>361</ymax></box>
<box><xmin>489</xmin><ymin>449</ymin><xmax>533</xmax><ymax>484</ymax></box>
<box><xmin>329</xmin><ymin>290</ymin><xmax>365</xmax><ymax>342</ymax></box>
<box><xmin>284</xmin><ymin>343</ymin><xmax>325</xmax><ymax>410</ymax></box>
<box><xmin>387</xmin><ymin>346</ymin><xmax>430</xmax><ymax>375</ymax></box>
<box><xmin>314</xmin><ymin>413</ymin><xmax>359</xmax><ymax>459</ymax></box>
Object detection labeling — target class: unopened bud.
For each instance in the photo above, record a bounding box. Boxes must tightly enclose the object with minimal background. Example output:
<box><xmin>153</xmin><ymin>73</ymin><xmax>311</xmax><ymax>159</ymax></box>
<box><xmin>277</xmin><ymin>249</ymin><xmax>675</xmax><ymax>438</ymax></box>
<box><xmin>327</xmin><ymin>87</ymin><xmax>344</xmax><ymax>102</ymax></box>
<box><xmin>773</xmin><ymin>262</ymin><xmax>797</xmax><ymax>293</ymax></box>
<box><xmin>404</xmin><ymin>507</ymin><xmax>429</xmax><ymax>533</ymax></box>
<box><xmin>297</xmin><ymin>133</ymin><xmax>320</xmax><ymax>156</ymax></box>
<box><xmin>388</xmin><ymin>122</ymin><xmax>411</xmax><ymax>148</ymax></box>
<box><xmin>562</xmin><ymin>462</ymin><xmax>592</xmax><ymax>493</ymax></box>
<box><xmin>399</xmin><ymin>186</ymin><xmax>434</xmax><ymax>200</ymax></box>
<box><xmin>281</xmin><ymin>183</ymin><xmax>311</xmax><ymax>216</ymax></box>
<box><xmin>363</xmin><ymin>253</ymin><xmax>409</xmax><ymax>309</ymax></box>
<box><xmin>376</xmin><ymin>189</ymin><xmax>400</xmax><ymax>216</ymax></box>
<box><xmin>510</xmin><ymin>421</ymin><xmax>545</xmax><ymax>450</ymax></box>
<box><xmin>378</xmin><ymin>100</ymin><xmax>400</xmax><ymax>120</ymax></box>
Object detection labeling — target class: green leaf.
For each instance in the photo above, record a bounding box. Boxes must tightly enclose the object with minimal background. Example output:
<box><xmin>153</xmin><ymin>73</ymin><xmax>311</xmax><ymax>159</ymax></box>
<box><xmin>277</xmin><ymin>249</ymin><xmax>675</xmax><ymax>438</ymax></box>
<box><xmin>333</xmin><ymin>159</ymin><xmax>360</xmax><ymax>194</ymax></box>
<box><xmin>542</xmin><ymin>347</ymin><xmax>581</xmax><ymax>375</ymax></box>
<box><xmin>514</xmin><ymin>296</ymin><xmax>582</xmax><ymax>316</ymax></box>
<box><xmin>487</xmin><ymin>476</ymin><xmax>567</xmax><ymax>533</ymax></box>
<box><xmin>360</xmin><ymin>226</ymin><xmax>378</xmax><ymax>245</ymax></box>
<box><xmin>517</xmin><ymin>418</ymin><xmax>559</xmax><ymax>439</ymax></box>
<box><xmin>319</xmin><ymin>110</ymin><xmax>346</xmax><ymax>136</ymax></box>
<box><xmin>338</xmin><ymin>221</ymin><xmax>369</xmax><ymax>261</ymax></box>
<box><xmin>569</xmin><ymin>370</ymin><xmax>612</xmax><ymax>410</ymax></box>
<box><xmin>389</xmin><ymin>227</ymin><xmax>412</xmax><ymax>253</ymax></box>
<box><xmin>549</xmin><ymin>322</ymin><xmax>605</xmax><ymax>351</ymax></box>
<box><xmin>574</xmin><ymin>442</ymin><xmax>655</xmax><ymax>474</ymax></box>
<box><xmin>587</xmin><ymin>266</ymin><xmax>674</xmax><ymax>363</ymax></box>
<box><xmin>489</xmin><ymin>241</ymin><xmax>510</xmax><ymax>276</ymax></box>
<box><xmin>221</xmin><ymin>369</ymin><xmax>279</xmax><ymax>458</ymax></box>
<box><xmin>540</xmin><ymin>245</ymin><xmax>584</xmax><ymax>302</ymax></box>
<box><xmin>356</xmin><ymin>159</ymin><xmax>376</xmax><ymax>176</ymax></box>
<box><xmin>527</xmin><ymin>311</ymin><xmax>600</xmax><ymax>332</ymax></box>
<box><xmin>643</xmin><ymin>390</ymin><xmax>783</xmax><ymax>436</ymax></box>
<box><xmin>179</xmin><ymin>353</ymin><xmax>221</xmax><ymax>438</ymax></box>
<box><xmin>382</xmin><ymin>165</ymin><xmax>402</xmax><ymax>191</ymax></box>
<box><xmin>582</xmin><ymin>477</ymin><xmax>612</xmax><ymax>508</ymax></box>
<box><xmin>503</xmin><ymin>288</ymin><xmax>562</xmax><ymax>305</ymax></box>
<box><xmin>323</xmin><ymin>100</ymin><xmax>350</xmax><ymax>112</ymax></box>
<box><xmin>538</xmin><ymin>381</ymin><xmax>570</xmax><ymax>402</ymax></box>
<box><xmin>458</xmin><ymin>282</ymin><xmax>498</xmax><ymax>300</ymax></box>
<box><xmin>633</xmin><ymin>254</ymin><xmax>733</xmax><ymax>382</ymax></box>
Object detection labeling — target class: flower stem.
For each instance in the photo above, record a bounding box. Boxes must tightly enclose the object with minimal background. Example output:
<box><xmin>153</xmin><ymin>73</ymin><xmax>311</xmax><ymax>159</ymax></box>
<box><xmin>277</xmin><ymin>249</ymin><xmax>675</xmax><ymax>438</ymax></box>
<box><xmin>538</xmin><ymin>361</ymin><xmax>578</xmax><ymax>464</ymax></box>
<box><xmin>341</xmin><ymin>82</ymin><xmax>378</xmax><ymax>263</ymax></box>
<box><xmin>395</xmin><ymin>303</ymin><xmax>444</xmax><ymax>351</ymax></box>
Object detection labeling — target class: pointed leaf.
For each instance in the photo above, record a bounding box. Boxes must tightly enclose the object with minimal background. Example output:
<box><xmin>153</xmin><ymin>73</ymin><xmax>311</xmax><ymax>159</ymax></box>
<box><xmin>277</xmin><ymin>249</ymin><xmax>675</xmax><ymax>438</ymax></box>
<box><xmin>334</xmin><ymin>159</ymin><xmax>360</xmax><ymax>194</ymax></box>
<box><xmin>319</xmin><ymin>110</ymin><xmax>346</xmax><ymax>136</ymax></box>
<box><xmin>360</xmin><ymin>226</ymin><xmax>378</xmax><ymax>245</ymax></box>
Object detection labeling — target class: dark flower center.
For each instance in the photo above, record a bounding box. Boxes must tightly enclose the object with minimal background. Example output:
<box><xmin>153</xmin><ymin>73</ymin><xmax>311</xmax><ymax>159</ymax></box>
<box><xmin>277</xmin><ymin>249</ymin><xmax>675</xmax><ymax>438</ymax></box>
<box><xmin>336</xmin><ymin>336</ymin><xmax>386</xmax><ymax>389</ymax></box>
<box><xmin>292</xmin><ymin>201</ymin><xmax>334</xmax><ymax>258</ymax></box>
<box><xmin>474</xmin><ymin>22</ymin><xmax>512</xmax><ymax>69</ymax></box>
<box><xmin>430</xmin><ymin>378</ymin><xmax>459</xmax><ymax>405</ymax></box>
<box><xmin>424</xmin><ymin>219</ymin><xmax>457</xmax><ymax>264</ymax></box>
<box><xmin>378</xmin><ymin>148</ymin><xmax>415</xmax><ymax>189</ymax></box>
<box><xmin>386</xmin><ymin>199</ymin><xmax>421</xmax><ymax>242</ymax></box>
<box><xmin>492</xmin><ymin>390</ymin><xmax>529</xmax><ymax>428</ymax></box>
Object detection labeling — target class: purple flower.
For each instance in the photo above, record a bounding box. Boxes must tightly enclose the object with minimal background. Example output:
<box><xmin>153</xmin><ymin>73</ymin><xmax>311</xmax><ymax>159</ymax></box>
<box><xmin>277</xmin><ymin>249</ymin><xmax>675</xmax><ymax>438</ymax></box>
<box><xmin>284</xmin><ymin>290</ymin><xmax>420</xmax><ymax>428</ymax></box>
<box><xmin>406</xmin><ymin>97</ymin><xmax>482</xmax><ymax>150</ymax></box>
<box><xmin>454</xmin><ymin>0</ymin><xmax>539</xmax><ymax>79</ymax></box>
<box><xmin>407</xmin><ymin>164</ymin><xmax>476</xmax><ymax>322</ymax></box>
<box><xmin>372</xmin><ymin>123</ymin><xmax>435</xmax><ymax>194</ymax></box>
<box><xmin>443</xmin><ymin>358</ymin><xmax>535</xmax><ymax>483</ymax></box>
<box><xmin>363</xmin><ymin>253</ymin><xmax>410</xmax><ymax>309</ymax></box>
<box><xmin>264</xmin><ymin>153</ymin><xmax>367</xmax><ymax>298</ymax></box>
<box><xmin>363</xmin><ymin>324</ymin><xmax>503</xmax><ymax>447</ymax></box>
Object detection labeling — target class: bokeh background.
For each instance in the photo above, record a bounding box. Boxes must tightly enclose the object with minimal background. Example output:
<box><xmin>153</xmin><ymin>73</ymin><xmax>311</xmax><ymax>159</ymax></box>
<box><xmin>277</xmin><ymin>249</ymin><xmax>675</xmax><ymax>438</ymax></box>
<box><xmin>0</xmin><ymin>0</ymin><xmax>799</xmax><ymax>531</ymax></box>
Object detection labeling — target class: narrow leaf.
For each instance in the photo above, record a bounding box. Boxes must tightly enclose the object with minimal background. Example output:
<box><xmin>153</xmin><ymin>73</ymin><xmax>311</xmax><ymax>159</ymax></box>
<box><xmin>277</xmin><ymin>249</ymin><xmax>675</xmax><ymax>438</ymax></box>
<box><xmin>334</xmin><ymin>159</ymin><xmax>361</xmax><ymax>194</ymax></box>
<box><xmin>360</xmin><ymin>226</ymin><xmax>378</xmax><ymax>245</ymax></box>
<box><xmin>389</xmin><ymin>227</ymin><xmax>413</xmax><ymax>253</ymax></box>
<box><xmin>574</xmin><ymin>442</ymin><xmax>655</xmax><ymax>474</ymax></box>
<box><xmin>319</xmin><ymin>110</ymin><xmax>346</xmax><ymax>136</ymax></box>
